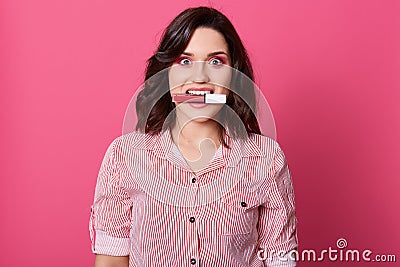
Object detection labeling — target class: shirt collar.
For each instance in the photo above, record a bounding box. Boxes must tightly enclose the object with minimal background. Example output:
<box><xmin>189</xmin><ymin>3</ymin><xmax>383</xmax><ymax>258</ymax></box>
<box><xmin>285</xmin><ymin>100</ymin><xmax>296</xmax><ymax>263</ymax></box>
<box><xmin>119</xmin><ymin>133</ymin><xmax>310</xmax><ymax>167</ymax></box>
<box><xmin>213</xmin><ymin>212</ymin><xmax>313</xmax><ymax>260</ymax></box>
<box><xmin>146</xmin><ymin>128</ymin><xmax>265</xmax><ymax>168</ymax></box>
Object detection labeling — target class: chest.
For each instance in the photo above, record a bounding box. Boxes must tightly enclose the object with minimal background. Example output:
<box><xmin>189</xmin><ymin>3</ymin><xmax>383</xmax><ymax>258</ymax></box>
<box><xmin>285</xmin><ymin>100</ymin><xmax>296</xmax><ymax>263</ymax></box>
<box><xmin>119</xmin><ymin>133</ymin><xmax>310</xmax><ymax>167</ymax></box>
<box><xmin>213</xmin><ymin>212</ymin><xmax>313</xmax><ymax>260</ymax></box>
<box><xmin>129</xmin><ymin>182</ymin><xmax>260</xmax><ymax>239</ymax></box>
<box><xmin>176</xmin><ymin>139</ymin><xmax>220</xmax><ymax>173</ymax></box>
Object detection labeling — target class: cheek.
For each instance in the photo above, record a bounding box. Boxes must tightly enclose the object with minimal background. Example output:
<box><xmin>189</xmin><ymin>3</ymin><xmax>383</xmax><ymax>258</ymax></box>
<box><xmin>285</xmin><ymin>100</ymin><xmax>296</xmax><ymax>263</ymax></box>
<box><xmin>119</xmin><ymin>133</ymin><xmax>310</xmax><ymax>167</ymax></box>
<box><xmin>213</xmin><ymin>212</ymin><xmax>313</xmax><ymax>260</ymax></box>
<box><xmin>209</xmin><ymin>69</ymin><xmax>232</xmax><ymax>89</ymax></box>
<box><xmin>170</xmin><ymin>87</ymin><xmax>181</xmax><ymax>94</ymax></box>
<box><xmin>214</xmin><ymin>86</ymin><xmax>230</xmax><ymax>95</ymax></box>
<box><xmin>169</xmin><ymin>73</ymin><xmax>185</xmax><ymax>94</ymax></box>
<box><xmin>169</xmin><ymin>65</ymin><xmax>193</xmax><ymax>91</ymax></box>
<box><xmin>168</xmin><ymin>68</ymin><xmax>179</xmax><ymax>92</ymax></box>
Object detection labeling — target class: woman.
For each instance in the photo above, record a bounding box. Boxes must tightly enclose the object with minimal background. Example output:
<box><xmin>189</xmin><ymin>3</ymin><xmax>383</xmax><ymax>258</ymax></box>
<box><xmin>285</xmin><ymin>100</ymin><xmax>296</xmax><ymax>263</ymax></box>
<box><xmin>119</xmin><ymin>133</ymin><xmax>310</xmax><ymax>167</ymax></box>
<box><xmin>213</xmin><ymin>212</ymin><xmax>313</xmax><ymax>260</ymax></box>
<box><xmin>90</xmin><ymin>6</ymin><xmax>297</xmax><ymax>267</ymax></box>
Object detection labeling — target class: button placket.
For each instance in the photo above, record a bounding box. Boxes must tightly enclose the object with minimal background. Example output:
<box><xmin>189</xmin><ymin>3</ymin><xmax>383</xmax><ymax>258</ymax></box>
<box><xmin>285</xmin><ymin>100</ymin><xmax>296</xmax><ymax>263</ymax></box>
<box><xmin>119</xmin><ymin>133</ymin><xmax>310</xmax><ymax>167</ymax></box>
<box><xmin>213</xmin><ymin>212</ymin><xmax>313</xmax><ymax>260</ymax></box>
<box><xmin>187</xmin><ymin>174</ymin><xmax>200</xmax><ymax>266</ymax></box>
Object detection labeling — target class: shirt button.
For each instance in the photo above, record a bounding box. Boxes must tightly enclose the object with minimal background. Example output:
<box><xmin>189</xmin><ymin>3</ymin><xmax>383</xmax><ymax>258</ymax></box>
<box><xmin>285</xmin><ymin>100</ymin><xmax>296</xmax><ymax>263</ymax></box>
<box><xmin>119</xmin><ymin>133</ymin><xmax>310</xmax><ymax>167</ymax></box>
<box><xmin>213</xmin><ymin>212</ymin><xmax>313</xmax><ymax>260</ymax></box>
<box><xmin>241</xmin><ymin>201</ymin><xmax>247</xmax><ymax>207</ymax></box>
<box><xmin>190</xmin><ymin>258</ymin><xmax>196</xmax><ymax>265</ymax></box>
<box><xmin>191</xmin><ymin>178</ymin><xmax>196</xmax><ymax>183</ymax></box>
<box><xmin>189</xmin><ymin>217</ymin><xmax>195</xmax><ymax>223</ymax></box>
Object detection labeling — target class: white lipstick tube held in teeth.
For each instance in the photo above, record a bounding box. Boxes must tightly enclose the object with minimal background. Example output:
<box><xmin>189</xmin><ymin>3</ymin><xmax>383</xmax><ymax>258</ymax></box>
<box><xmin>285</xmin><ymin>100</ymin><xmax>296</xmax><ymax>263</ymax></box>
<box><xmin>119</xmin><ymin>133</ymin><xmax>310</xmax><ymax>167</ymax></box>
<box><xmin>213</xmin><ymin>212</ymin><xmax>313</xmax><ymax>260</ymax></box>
<box><xmin>172</xmin><ymin>94</ymin><xmax>226</xmax><ymax>104</ymax></box>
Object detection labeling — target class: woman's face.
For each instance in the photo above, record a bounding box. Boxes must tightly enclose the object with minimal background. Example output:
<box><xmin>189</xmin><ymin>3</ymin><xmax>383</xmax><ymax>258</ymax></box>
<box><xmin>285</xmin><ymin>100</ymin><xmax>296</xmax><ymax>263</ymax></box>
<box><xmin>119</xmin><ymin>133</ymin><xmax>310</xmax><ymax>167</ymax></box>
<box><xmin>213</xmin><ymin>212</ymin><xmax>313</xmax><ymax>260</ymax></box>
<box><xmin>169</xmin><ymin>27</ymin><xmax>232</xmax><ymax>122</ymax></box>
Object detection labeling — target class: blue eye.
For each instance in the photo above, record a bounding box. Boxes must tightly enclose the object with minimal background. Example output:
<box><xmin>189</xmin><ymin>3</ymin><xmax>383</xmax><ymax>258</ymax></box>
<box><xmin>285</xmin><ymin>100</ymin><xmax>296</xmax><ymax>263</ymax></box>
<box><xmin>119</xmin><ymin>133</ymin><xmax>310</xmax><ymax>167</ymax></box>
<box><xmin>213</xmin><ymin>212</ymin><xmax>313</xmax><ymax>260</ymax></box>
<box><xmin>209</xmin><ymin>57</ymin><xmax>223</xmax><ymax>65</ymax></box>
<box><xmin>178</xmin><ymin>58</ymin><xmax>192</xmax><ymax>65</ymax></box>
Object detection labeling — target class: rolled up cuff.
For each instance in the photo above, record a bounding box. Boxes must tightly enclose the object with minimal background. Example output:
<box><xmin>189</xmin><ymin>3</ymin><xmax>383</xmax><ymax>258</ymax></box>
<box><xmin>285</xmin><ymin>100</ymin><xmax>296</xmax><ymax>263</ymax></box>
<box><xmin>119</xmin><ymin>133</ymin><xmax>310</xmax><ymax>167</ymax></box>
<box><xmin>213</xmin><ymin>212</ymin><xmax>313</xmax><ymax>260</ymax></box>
<box><xmin>92</xmin><ymin>229</ymin><xmax>130</xmax><ymax>256</ymax></box>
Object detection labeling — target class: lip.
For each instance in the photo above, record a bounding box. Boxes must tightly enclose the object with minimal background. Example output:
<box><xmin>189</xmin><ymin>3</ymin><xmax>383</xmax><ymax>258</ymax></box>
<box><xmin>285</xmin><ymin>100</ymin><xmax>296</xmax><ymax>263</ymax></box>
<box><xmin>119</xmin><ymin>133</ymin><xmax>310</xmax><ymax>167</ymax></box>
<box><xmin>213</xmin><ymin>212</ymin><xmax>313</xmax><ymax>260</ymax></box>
<box><xmin>185</xmin><ymin>87</ymin><xmax>214</xmax><ymax>94</ymax></box>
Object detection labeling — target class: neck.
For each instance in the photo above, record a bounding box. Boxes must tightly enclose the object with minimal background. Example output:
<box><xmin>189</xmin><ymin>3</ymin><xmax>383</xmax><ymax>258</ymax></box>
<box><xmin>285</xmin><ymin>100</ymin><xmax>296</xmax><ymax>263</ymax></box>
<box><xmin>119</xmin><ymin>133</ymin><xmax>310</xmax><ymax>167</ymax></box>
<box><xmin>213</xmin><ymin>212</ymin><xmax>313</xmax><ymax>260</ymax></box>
<box><xmin>171</xmin><ymin>113</ymin><xmax>221</xmax><ymax>148</ymax></box>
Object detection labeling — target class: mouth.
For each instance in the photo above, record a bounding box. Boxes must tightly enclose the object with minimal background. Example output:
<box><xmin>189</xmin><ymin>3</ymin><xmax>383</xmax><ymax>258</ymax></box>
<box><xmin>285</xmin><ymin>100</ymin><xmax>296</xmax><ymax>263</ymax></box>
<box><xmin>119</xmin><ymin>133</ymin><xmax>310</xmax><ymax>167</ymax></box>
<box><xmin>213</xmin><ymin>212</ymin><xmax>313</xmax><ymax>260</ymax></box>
<box><xmin>172</xmin><ymin>93</ymin><xmax>226</xmax><ymax>104</ymax></box>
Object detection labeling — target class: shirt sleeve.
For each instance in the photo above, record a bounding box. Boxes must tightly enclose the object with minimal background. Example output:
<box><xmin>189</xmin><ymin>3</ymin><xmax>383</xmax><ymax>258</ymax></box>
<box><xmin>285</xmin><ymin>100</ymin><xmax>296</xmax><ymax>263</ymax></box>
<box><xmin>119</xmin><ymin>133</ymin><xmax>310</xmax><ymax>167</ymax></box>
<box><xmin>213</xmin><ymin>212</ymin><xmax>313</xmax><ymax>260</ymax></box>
<box><xmin>257</xmin><ymin>142</ymin><xmax>298</xmax><ymax>267</ymax></box>
<box><xmin>89</xmin><ymin>139</ymin><xmax>132</xmax><ymax>256</ymax></box>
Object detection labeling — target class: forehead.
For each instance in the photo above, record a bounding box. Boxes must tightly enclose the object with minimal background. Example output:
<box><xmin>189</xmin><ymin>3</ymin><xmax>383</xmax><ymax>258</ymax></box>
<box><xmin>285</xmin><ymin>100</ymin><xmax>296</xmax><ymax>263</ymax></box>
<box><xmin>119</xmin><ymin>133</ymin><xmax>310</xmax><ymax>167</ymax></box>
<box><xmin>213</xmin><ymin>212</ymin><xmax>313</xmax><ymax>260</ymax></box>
<box><xmin>184</xmin><ymin>27</ymin><xmax>229</xmax><ymax>55</ymax></box>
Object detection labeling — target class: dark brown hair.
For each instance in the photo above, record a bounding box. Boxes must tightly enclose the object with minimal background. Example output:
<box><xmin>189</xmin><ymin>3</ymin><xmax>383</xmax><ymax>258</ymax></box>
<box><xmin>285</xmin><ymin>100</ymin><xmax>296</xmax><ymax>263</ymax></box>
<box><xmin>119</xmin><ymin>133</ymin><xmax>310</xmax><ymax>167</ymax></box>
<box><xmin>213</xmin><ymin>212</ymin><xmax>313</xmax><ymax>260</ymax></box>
<box><xmin>136</xmin><ymin>6</ymin><xmax>261</xmax><ymax>146</ymax></box>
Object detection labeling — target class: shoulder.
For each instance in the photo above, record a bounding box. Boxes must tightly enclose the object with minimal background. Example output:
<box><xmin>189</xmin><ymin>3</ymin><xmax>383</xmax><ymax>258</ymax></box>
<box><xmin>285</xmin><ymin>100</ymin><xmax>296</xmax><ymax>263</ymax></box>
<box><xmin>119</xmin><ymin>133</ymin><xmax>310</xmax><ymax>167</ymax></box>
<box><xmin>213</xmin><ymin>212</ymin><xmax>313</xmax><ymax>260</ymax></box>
<box><xmin>245</xmin><ymin>133</ymin><xmax>282</xmax><ymax>158</ymax></box>
<box><xmin>107</xmin><ymin>131</ymin><xmax>160</xmax><ymax>151</ymax></box>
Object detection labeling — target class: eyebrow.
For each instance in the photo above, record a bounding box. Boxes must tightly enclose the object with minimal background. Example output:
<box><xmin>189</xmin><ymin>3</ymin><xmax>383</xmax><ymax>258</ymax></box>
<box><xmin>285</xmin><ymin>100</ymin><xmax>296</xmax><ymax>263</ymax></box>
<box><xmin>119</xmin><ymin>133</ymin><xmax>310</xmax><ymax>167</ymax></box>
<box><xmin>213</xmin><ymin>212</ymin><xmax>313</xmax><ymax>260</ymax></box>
<box><xmin>182</xmin><ymin>51</ymin><xmax>229</xmax><ymax>57</ymax></box>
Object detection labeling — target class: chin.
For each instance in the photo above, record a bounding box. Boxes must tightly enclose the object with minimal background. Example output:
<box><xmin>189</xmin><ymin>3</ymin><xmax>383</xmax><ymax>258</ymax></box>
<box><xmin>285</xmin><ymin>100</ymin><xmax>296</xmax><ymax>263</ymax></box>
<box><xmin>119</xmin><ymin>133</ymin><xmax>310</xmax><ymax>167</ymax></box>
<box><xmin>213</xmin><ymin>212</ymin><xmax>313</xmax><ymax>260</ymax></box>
<box><xmin>177</xmin><ymin>104</ymin><xmax>224</xmax><ymax>122</ymax></box>
<box><xmin>190</xmin><ymin>117</ymin><xmax>212</xmax><ymax>123</ymax></box>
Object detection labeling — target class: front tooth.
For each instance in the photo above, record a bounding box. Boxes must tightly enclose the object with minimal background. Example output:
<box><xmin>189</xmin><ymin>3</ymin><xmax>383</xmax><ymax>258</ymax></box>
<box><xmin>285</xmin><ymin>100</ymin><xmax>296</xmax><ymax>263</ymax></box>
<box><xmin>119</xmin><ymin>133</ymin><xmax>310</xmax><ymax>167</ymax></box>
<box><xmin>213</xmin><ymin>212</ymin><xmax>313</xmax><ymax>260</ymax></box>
<box><xmin>187</xmin><ymin>90</ymin><xmax>211</xmax><ymax>95</ymax></box>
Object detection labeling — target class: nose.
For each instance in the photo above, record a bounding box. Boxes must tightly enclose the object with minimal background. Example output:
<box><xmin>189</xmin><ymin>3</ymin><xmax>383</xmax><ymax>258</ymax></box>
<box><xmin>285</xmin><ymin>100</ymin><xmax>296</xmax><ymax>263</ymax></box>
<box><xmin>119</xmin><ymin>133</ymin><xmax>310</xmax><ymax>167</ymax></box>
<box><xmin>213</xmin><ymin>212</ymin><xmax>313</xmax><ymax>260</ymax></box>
<box><xmin>191</xmin><ymin>61</ymin><xmax>210</xmax><ymax>83</ymax></box>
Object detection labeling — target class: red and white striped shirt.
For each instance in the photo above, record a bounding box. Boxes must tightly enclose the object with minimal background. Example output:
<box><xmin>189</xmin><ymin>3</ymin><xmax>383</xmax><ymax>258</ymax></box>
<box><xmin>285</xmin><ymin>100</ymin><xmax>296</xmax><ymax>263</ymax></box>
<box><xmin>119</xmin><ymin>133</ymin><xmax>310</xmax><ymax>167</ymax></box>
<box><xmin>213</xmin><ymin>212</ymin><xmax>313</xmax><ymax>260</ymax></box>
<box><xmin>89</xmin><ymin>129</ymin><xmax>298</xmax><ymax>266</ymax></box>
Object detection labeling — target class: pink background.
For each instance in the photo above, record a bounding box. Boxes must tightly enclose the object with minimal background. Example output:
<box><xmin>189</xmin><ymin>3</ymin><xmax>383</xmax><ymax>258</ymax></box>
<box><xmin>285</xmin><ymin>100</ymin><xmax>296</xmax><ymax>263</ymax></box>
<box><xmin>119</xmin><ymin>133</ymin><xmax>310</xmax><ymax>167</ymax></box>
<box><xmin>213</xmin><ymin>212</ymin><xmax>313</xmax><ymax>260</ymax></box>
<box><xmin>1</xmin><ymin>0</ymin><xmax>399</xmax><ymax>266</ymax></box>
